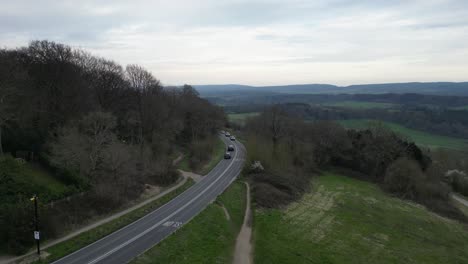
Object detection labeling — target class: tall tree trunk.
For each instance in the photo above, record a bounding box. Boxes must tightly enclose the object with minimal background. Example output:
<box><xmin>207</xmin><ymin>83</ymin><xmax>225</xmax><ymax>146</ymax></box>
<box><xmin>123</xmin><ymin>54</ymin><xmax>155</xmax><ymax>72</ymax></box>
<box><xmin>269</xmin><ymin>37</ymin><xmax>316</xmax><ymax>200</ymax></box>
<box><xmin>0</xmin><ymin>126</ymin><xmax>3</xmax><ymax>156</ymax></box>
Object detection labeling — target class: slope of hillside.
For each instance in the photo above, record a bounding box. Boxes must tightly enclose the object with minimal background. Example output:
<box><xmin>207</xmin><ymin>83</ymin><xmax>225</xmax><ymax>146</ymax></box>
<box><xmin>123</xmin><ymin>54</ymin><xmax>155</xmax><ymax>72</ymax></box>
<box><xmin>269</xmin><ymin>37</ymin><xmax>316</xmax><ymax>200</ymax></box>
<box><xmin>195</xmin><ymin>82</ymin><xmax>468</xmax><ymax>96</ymax></box>
<box><xmin>254</xmin><ymin>173</ymin><xmax>468</xmax><ymax>264</ymax></box>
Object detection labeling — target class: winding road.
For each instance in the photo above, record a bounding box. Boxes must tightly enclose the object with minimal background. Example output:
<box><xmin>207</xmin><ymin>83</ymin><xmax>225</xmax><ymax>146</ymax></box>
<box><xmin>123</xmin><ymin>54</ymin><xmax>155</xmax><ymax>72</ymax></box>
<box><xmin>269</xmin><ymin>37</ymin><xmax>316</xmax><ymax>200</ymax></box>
<box><xmin>52</xmin><ymin>135</ymin><xmax>246</xmax><ymax>264</ymax></box>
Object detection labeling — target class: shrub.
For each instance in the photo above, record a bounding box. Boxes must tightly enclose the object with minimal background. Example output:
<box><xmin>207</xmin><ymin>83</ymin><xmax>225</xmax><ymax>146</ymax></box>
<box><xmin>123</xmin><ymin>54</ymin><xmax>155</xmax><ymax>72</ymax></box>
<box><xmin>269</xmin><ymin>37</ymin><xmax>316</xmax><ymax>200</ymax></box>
<box><xmin>452</xmin><ymin>173</ymin><xmax>468</xmax><ymax>196</ymax></box>
<box><xmin>188</xmin><ymin>138</ymin><xmax>216</xmax><ymax>170</ymax></box>
<box><xmin>384</xmin><ymin>158</ymin><xmax>425</xmax><ymax>199</ymax></box>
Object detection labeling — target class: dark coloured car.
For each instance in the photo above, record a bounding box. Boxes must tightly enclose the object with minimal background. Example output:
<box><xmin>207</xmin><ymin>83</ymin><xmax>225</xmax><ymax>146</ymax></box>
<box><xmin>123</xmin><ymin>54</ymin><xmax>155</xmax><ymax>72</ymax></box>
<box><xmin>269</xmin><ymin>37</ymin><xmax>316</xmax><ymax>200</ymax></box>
<box><xmin>224</xmin><ymin>152</ymin><xmax>232</xmax><ymax>159</ymax></box>
<box><xmin>228</xmin><ymin>144</ymin><xmax>234</xmax><ymax>151</ymax></box>
<box><xmin>230</xmin><ymin>136</ymin><xmax>236</xmax><ymax>141</ymax></box>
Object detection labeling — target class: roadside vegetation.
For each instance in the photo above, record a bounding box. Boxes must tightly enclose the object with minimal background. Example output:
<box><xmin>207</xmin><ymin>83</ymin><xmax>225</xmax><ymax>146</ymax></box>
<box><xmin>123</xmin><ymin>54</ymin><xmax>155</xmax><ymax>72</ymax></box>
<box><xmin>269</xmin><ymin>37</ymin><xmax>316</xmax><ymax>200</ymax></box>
<box><xmin>254</xmin><ymin>173</ymin><xmax>468</xmax><ymax>264</ymax></box>
<box><xmin>338</xmin><ymin>119</ymin><xmax>468</xmax><ymax>151</ymax></box>
<box><xmin>239</xmin><ymin>106</ymin><xmax>468</xmax><ymax>262</ymax></box>
<box><xmin>131</xmin><ymin>181</ymin><xmax>246</xmax><ymax>264</ymax></box>
<box><xmin>33</xmin><ymin>179</ymin><xmax>194</xmax><ymax>264</ymax></box>
<box><xmin>178</xmin><ymin>136</ymin><xmax>225</xmax><ymax>175</ymax></box>
<box><xmin>0</xmin><ymin>40</ymin><xmax>225</xmax><ymax>255</ymax></box>
<box><xmin>243</xmin><ymin>106</ymin><xmax>466</xmax><ymax>221</ymax></box>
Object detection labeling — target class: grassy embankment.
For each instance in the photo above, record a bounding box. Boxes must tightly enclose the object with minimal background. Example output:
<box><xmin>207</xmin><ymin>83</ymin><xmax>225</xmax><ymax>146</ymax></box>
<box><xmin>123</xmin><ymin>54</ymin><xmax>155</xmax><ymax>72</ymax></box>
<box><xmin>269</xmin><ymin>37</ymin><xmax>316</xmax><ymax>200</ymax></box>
<box><xmin>132</xmin><ymin>181</ymin><xmax>247</xmax><ymax>264</ymax></box>
<box><xmin>0</xmin><ymin>157</ymin><xmax>76</xmax><ymax>204</ymax></box>
<box><xmin>338</xmin><ymin>119</ymin><xmax>468</xmax><ymax>151</ymax></box>
<box><xmin>178</xmin><ymin>137</ymin><xmax>226</xmax><ymax>175</ymax></box>
<box><xmin>228</xmin><ymin>112</ymin><xmax>260</xmax><ymax>125</ymax></box>
<box><xmin>33</xmin><ymin>179</ymin><xmax>194</xmax><ymax>264</ymax></box>
<box><xmin>254</xmin><ymin>173</ymin><xmax>468</xmax><ymax>264</ymax></box>
<box><xmin>321</xmin><ymin>101</ymin><xmax>396</xmax><ymax>109</ymax></box>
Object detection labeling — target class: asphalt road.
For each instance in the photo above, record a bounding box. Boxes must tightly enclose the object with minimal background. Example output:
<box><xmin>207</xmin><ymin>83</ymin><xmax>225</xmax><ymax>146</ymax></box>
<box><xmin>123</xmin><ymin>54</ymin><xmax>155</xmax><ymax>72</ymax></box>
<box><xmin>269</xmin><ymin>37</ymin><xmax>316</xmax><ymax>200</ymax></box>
<box><xmin>52</xmin><ymin>135</ymin><xmax>246</xmax><ymax>264</ymax></box>
<box><xmin>453</xmin><ymin>193</ymin><xmax>468</xmax><ymax>207</ymax></box>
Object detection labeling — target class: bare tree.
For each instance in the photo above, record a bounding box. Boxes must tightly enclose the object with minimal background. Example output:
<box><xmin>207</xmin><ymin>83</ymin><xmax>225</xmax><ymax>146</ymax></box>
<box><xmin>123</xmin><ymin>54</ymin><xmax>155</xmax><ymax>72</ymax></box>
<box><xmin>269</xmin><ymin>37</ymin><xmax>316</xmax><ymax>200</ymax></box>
<box><xmin>125</xmin><ymin>65</ymin><xmax>161</xmax><ymax>147</ymax></box>
<box><xmin>51</xmin><ymin>112</ymin><xmax>117</xmax><ymax>180</ymax></box>
<box><xmin>262</xmin><ymin>105</ymin><xmax>289</xmax><ymax>152</ymax></box>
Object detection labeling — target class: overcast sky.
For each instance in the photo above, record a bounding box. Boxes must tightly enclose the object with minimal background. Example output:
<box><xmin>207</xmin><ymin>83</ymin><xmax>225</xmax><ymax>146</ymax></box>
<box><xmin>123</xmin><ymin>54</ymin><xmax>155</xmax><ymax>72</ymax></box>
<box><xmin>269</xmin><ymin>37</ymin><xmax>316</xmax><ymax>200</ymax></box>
<box><xmin>1</xmin><ymin>0</ymin><xmax>468</xmax><ymax>86</ymax></box>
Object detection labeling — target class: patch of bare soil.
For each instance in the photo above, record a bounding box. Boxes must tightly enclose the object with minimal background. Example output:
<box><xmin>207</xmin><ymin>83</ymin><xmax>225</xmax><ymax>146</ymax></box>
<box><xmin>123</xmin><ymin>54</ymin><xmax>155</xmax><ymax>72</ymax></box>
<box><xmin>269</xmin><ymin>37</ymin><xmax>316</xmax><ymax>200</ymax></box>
<box><xmin>178</xmin><ymin>169</ymin><xmax>203</xmax><ymax>183</ymax></box>
<box><xmin>233</xmin><ymin>182</ymin><xmax>253</xmax><ymax>264</ymax></box>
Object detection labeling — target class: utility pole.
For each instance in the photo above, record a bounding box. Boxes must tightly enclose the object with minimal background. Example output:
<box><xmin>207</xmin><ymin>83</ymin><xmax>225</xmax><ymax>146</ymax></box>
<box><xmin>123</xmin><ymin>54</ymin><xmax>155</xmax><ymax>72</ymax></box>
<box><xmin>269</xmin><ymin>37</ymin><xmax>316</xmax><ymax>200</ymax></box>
<box><xmin>31</xmin><ymin>194</ymin><xmax>40</xmax><ymax>255</ymax></box>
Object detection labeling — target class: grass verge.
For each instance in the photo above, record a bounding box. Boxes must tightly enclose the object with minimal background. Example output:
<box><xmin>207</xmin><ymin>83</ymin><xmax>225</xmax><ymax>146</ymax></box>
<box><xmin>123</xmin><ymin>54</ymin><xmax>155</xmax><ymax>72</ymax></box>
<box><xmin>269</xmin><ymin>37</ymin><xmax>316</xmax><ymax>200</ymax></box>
<box><xmin>254</xmin><ymin>173</ymin><xmax>468</xmax><ymax>264</ymax></box>
<box><xmin>338</xmin><ymin>119</ymin><xmax>468</xmax><ymax>151</ymax></box>
<box><xmin>33</xmin><ymin>179</ymin><xmax>194</xmax><ymax>264</ymax></box>
<box><xmin>131</xmin><ymin>181</ymin><xmax>247</xmax><ymax>264</ymax></box>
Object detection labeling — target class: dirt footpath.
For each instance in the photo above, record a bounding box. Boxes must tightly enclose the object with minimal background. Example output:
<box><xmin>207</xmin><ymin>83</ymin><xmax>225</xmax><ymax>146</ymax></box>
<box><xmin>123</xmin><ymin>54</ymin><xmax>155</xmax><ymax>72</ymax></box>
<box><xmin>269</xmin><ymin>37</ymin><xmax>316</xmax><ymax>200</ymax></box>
<box><xmin>233</xmin><ymin>182</ymin><xmax>253</xmax><ymax>264</ymax></box>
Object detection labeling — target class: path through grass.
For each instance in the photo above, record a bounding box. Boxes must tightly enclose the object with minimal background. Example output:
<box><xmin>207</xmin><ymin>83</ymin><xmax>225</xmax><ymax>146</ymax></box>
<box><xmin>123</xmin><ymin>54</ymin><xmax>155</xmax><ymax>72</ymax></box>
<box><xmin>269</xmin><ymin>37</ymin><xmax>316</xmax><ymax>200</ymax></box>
<box><xmin>132</xmin><ymin>181</ymin><xmax>246</xmax><ymax>264</ymax></box>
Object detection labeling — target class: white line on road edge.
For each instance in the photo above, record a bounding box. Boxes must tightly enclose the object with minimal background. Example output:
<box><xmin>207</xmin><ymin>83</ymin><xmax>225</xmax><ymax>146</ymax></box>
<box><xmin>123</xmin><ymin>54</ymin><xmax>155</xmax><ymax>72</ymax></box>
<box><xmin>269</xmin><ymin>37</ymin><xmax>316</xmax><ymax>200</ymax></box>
<box><xmin>51</xmin><ymin>136</ymin><xmax>231</xmax><ymax>264</ymax></box>
<box><xmin>86</xmin><ymin>144</ymin><xmax>239</xmax><ymax>264</ymax></box>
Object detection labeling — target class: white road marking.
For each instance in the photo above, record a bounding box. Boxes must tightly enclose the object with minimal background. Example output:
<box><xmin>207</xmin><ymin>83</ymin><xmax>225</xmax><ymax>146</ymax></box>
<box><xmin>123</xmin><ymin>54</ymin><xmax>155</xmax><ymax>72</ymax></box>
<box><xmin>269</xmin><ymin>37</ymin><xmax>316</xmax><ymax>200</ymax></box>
<box><xmin>162</xmin><ymin>221</ymin><xmax>182</xmax><ymax>228</ymax></box>
<box><xmin>162</xmin><ymin>221</ymin><xmax>174</xmax><ymax>227</ymax></box>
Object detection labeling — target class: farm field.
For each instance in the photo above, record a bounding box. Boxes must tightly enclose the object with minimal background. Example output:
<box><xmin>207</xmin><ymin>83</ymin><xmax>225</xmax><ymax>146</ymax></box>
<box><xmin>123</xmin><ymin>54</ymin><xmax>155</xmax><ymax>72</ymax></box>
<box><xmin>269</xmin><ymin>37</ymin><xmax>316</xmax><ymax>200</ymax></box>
<box><xmin>253</xmin><ymin>173</ymin><xmax>468</xmax><ymax>264</ymax></box>
<box><xmin>451</xmin><ymin>105</ymin><xmax>468</xmax><ymax>110</ymax></box>
<box><xmin>320</xmin><ymin>101</ymin><xmax>396</xmax><ymax>109</ymax></box>
<box><xmin>228</xmin><ymin>112</ymin><xmax>260</xmax><ymax>125</ymax></box>
<box><xmin>338</xmin><ymin>119</ymin><xmax>468</xmax><ymax>151</ymax></box>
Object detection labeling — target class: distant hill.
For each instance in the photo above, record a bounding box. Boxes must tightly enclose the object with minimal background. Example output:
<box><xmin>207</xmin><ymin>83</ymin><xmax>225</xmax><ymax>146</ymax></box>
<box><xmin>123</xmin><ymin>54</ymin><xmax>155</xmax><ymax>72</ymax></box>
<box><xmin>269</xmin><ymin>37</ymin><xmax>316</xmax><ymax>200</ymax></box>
<box><xmin>194</xmin><ymin>82</ymin><xmax>468</xmax><ymax>96</ymax></box>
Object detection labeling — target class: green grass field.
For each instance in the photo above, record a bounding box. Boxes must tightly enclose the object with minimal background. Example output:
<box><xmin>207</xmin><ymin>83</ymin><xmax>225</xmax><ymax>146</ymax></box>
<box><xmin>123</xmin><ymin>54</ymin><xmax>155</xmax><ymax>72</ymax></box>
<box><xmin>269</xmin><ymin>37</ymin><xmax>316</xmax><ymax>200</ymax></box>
<box><xmin>338</xmin><ymin>119</ymin><xmax>468</xmax><ymax>151</ymax></box>
<box><xmin>0</xmin><ymin>157</ymin><xmax>75</xmax><ymax>204</ymax></box>
<box><xmin>254</xmin><ymin>173</ymin><xmax>468</xmax><ymax>264</ymax></box>
<box><xmin>132</xmin><ymin>181</ymin><xmax>247</xmax><ymax>264</ymax></box>
<box><xmin>321</xmin><ymin>101</ymin><xmax>396</xmax><ymax>109</ymax></box>
<box><xmin>228</xmin><ymin>112</ymin><xmax>260</xmax><ymax>125</ymax></box>
<box><xmin>33</xmin><ymin>180</ymin><xmax>194</xmax><ymax>264</ymax></box>
<box><xmin>21</xmin><ymin>163</ymin><xmax>72</xmax><ymax>199</ymax></box>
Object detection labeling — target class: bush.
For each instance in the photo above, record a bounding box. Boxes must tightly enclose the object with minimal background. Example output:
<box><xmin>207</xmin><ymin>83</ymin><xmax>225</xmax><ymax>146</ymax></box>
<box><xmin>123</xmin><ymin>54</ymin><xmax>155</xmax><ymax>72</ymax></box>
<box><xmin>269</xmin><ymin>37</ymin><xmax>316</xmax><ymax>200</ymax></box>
<box><xmin>188</xmin><ymin>138</ymin><xmax>216</xmax><ymax>170</ymax></box>
<box><xmin>250</xmin><ymin>169</ymin><xmax>311</xmax><ymax>208</ymax></box>
<box><xmin>384</xmin><ymin>157</ymin><xmax>466</xmax><ymax>222</ymax></box>
<box><xmin>0</xmin><ymin>199</ymin><xmax>35</xmax><ymax>255</ymax></box>
<box><xmin>452</xmin><ymin>173</ymin><xmax>468</xmax><ymax>196</ymax></box>
<box><xmin>384</xmin><ymin>158</ymin><xmax>425</xmax><ymax>199</ymax></box>
<box><xmin>38</xmin><ymin>153</ymin><xmax>87</xmax><ymax>188</ymax></box>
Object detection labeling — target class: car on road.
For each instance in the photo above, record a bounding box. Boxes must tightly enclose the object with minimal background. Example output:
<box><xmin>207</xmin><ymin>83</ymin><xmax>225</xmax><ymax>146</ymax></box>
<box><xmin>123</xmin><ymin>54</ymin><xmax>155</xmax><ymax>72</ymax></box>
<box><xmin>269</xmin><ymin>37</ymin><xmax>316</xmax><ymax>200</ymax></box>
<box><xmin>228</xmin><ymin>144</ymin><xmax>234</xmax><ymax>151</ymax></box>
<box><xmin>225</xmin><ymin>132</ymin><xmax>231</xmax><ymax>137</ymax></box>
<box><xmin>224</xmin><ymin>152</ymin><xmax>231</xmax><ymax>159</ymax></box>
<box><xmin>230</xmin><ymin>136</ymin><xmax>236</xmax><ymax>141</ymax></box>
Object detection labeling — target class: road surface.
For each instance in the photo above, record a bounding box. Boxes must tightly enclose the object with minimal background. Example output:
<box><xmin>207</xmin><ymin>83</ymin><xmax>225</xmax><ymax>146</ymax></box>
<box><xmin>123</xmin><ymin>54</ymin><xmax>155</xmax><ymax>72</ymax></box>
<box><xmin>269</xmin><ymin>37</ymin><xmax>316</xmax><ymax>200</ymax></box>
<box><xmin>452</xmin><ymin>193</ymin><xmax>468</xmax><ymax>208</ymax></box>
<box><xmin>52</xmin><ymin>135</ymin><xmax>245</xmax><ymax>264</ymax></box>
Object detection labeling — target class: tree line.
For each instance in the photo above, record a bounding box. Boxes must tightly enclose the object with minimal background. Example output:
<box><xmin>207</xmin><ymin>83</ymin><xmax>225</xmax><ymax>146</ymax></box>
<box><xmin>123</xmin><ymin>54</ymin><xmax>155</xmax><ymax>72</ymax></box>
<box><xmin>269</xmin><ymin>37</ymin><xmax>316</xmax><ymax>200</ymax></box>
<box><xmin>277</xmin><ymin>103</ymin><xmax>468</xmax><ymax>140</ymax></box>
<box><xmin>241</xmin><ymin>106</ymin><xmax>466</xmax><ymax>222</ymax></box>
<box><xmin>0</xmin><ymin>40</ymin><xmax>225</xmax><ymax>254</ymax></box>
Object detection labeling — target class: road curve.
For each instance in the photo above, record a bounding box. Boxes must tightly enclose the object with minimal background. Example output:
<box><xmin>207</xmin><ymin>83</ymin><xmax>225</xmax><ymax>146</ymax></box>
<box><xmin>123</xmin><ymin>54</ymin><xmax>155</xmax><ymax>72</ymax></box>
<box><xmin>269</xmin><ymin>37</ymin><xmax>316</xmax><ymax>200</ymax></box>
<box><xmin>52</xmin><ymin>135</ymin><xmax>246</xmax><ymax>264</ymax></box>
